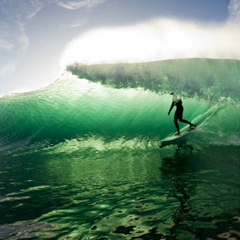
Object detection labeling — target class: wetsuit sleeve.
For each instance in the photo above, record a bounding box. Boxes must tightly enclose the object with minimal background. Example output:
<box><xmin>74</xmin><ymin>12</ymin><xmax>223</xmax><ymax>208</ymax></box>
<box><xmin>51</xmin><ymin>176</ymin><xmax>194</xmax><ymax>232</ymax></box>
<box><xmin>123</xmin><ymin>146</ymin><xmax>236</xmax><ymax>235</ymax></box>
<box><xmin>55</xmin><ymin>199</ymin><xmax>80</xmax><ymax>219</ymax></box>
<box><xmin>168</xmin><ymin>101</ymin><xmax>175</xmax><ymax>115</ymax></box>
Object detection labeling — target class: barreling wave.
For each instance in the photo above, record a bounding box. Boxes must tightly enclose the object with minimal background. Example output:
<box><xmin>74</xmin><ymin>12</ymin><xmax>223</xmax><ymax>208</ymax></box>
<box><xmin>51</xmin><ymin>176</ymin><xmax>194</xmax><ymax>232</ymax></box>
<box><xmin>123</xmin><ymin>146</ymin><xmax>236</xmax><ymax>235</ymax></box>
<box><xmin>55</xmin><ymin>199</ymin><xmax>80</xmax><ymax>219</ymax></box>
<box><xmin>0</xmin><ymin>58</ymin><xmax>239</xmax><ymax>152</ymax></box>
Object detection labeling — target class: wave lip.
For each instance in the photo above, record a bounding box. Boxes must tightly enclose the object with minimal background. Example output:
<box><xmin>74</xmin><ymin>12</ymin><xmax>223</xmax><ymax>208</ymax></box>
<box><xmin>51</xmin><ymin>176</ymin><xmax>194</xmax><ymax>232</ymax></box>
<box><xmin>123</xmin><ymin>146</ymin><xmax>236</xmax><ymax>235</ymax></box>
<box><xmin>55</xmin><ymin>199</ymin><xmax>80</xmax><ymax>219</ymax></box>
<box><xmin>67</xmin><ymin>58</ymin><xmax>240</xmax><ymax>101</ymax></box>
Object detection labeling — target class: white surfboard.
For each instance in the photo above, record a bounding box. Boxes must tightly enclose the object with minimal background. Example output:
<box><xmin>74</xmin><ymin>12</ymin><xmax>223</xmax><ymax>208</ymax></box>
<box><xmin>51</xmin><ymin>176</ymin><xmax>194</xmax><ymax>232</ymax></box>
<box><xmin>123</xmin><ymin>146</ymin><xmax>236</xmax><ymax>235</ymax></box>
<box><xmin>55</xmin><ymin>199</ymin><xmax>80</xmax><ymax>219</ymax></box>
<box><xmin>160</xmin><ymin>127</ymin><xmax>196</xmax><ymax>148</ymax></box>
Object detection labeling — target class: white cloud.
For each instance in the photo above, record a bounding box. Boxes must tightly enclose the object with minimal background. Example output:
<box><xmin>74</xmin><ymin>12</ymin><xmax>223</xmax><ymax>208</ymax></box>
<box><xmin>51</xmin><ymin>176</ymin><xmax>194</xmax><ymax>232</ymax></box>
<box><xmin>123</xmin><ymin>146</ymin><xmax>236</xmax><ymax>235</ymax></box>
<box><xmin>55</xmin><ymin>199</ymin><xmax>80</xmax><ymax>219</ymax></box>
<box><xmin>17</xmin><ymin>22</ymin><xmax>30</xmax><ymax>51</ymax></box>
<box><xmin>0</xmin><ymin>0</ymin><xmax>43</xmax><ymax>53</ymax></box>
<box><xmin>228</xmin><ymin>0</ymin><xmax>240</xmax><ymax>22</ymax></box>
<box><xmin>57</xmin><ymin>0</ymin><xmax>107</xmax><ymax>10</ymax></box>
<box><xmin>70</xmin><ymin>22</ymin><xmax>86</xmax><ymax>28</ymax></box>
<box><xmin>60</xmin><ymin>18</ymin><xmax>240</xmax><ymax>67</ymax></box>
<box><xmin>0</xmin><ymin>39</ymin><xmax>13</xmax><ymax>51</ymax></box>
<box><xmin>0</xmin><ymin>20</ymin><xmax>13</xmax><ymax>51</ymax></box>
<box><xmin>0</xmin><ymin>63</ymin><xmax>16</xmax><ymax>77</ymax></box>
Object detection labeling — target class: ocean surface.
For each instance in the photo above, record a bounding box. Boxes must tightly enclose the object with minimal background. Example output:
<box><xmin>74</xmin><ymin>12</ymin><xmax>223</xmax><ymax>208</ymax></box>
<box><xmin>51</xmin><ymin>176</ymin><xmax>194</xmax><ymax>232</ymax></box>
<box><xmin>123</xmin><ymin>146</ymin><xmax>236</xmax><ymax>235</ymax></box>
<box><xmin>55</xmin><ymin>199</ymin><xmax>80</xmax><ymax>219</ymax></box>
<box><xmin>0</xmin><ymin>58</ymin><xmax>240</xmax><ymax>239</ymax></box>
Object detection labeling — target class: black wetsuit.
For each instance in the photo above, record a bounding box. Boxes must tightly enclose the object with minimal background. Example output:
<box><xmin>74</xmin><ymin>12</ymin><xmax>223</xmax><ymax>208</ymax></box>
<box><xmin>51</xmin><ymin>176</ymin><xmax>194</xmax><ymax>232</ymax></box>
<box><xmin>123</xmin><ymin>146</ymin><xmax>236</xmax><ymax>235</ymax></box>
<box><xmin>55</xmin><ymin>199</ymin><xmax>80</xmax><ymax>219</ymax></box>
<box><xmin>169</xmin><ymin>99</ymin><xmax>192</xmax><ymax>134</ymax></box>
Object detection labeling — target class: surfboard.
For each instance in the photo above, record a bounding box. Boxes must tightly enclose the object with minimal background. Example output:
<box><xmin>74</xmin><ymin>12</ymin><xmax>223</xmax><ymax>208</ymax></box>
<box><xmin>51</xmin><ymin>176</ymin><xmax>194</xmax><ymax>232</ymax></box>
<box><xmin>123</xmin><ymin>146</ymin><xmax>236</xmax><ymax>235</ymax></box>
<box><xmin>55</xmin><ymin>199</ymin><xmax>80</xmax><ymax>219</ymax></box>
<box><xmin>160</xmin><ymin>126</ymin><xmax>196</xmax><ymax>148</ymax></box>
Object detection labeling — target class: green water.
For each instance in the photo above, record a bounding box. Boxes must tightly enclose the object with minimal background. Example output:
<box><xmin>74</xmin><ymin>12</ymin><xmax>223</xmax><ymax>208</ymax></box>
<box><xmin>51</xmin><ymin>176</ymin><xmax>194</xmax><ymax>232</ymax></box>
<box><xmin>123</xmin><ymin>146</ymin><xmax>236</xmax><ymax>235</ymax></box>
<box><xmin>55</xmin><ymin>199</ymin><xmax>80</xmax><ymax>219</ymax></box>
<box><xmin>1</xmin><ymin>145</ymin><xmax>240</xmax><ymax>239</ymax></box>
<box><xmin>0</xmin><ymin>58</ymin><xmax>240</xmax><ymax>239</ymax></box>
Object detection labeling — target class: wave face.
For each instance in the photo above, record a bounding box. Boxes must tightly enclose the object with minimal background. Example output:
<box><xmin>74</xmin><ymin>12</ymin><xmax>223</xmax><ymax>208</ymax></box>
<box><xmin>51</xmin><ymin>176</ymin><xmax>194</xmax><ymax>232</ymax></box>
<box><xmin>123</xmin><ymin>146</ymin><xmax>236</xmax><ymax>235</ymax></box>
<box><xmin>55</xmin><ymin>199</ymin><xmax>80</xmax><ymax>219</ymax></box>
<box><xmin>0</xmin><ymin>58</ymin><xmax>240</xmax><ymax>151</ymax></box>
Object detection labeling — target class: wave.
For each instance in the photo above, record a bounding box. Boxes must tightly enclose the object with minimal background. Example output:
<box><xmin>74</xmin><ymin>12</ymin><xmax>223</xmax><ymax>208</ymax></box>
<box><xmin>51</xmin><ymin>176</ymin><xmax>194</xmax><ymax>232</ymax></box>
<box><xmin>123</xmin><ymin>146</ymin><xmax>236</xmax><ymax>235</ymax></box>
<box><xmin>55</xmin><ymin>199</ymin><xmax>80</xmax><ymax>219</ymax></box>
<box><xmin>0</xmin><ymin>58</ymin><xmax>239</xmax><ymax>152</ymax></box>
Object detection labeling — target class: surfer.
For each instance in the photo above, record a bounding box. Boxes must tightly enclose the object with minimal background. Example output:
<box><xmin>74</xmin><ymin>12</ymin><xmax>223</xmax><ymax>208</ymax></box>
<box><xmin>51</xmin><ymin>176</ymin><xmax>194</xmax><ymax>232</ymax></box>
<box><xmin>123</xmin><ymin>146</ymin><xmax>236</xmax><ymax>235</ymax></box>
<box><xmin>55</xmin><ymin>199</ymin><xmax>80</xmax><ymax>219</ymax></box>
<box><xmin>168</xmin><ymin>93</ymin><xmax>196</xmax><ymax>135</ymax></box>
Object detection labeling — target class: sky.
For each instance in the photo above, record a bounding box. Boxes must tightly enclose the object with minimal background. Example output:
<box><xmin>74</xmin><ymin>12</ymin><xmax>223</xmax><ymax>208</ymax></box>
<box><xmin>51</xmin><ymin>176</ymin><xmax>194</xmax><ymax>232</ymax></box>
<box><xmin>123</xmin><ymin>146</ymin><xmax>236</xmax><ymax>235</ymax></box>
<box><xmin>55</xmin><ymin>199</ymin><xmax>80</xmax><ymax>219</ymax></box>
<box><xmin>0</xmin><ymin>0</ymin><xmax>240</xmax><ymax>96</ymax></box>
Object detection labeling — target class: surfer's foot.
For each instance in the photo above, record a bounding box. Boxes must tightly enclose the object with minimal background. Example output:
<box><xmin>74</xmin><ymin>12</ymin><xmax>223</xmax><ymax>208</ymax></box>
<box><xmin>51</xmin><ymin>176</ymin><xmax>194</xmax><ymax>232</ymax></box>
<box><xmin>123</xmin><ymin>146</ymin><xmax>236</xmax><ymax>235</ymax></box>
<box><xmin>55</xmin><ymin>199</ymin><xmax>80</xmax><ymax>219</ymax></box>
<box><xmin>175</xmin><ymin>132</ymin><xmax>181</xmax><ymax>136</ymax></box>
<box><xmin>190</xmin><ymin>123</ymin><xmax>196</xmax><ymax>129</ymax></box>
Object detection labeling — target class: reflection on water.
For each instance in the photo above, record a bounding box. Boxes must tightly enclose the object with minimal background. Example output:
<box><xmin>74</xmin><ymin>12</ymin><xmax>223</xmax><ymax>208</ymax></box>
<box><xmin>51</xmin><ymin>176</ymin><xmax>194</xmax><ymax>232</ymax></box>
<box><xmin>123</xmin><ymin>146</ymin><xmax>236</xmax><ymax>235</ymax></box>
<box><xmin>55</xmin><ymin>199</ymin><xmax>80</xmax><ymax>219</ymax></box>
<box><xmin>161</xmin><ymin>144</ymin><xmax>240</xmax><ymax>239</ymax></box>
<box><xmin>0</xmin><ymin>144</ymin><xmax>240</xmax><ymax>239</ymax></box>
<box><xmin>161</xmin><ymin>143</ymin><xmax>196</xmax><ymax>239</ymax></box>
